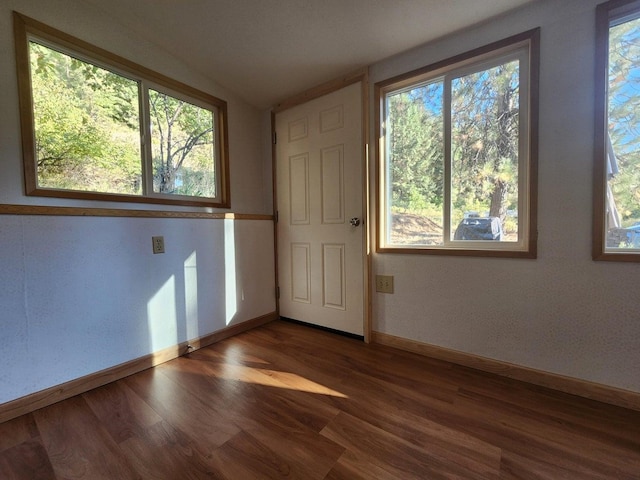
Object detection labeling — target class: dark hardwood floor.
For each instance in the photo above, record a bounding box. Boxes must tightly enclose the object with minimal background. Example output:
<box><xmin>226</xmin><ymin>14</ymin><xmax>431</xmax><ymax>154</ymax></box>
<box><xmin>1</xmin><ymin>320</ymin><xmax>639</xmax><ymax>479</ymax></box>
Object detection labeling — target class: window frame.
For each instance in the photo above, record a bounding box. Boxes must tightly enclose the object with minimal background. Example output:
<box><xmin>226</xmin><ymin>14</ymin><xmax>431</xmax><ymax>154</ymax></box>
<box><xmin>14</xmin><ymin>12</ymin><xmax>230</xmax><ymax>208</ymax></box>
<box><xmin>593</xmin><ymin>0</ymin><xmax>640</xmax><ymax>261</ymax></box>
<box><xmin>375</xmin><ymin>29</ymin><xmax>539</xmax><ymax>258</ymax></box>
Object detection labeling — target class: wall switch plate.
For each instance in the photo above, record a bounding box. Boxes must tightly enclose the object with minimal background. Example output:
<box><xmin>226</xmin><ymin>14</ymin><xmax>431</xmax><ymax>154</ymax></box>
<box><xmin>152</xmin><ymin>236</ymin><xmax>165</xmax><ymax>254</ymax></box>
<box><xmin>375</xmin><ymin>275</ymin><xmax>394</xmax><ymax>293</ymax></box>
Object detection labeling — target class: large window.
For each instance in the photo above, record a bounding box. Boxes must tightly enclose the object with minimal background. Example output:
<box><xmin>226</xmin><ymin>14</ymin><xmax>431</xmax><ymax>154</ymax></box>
<box><xmin>594</xmin><ymin>0</ymin><xmax>640</xmax><ymax>260</ymax></box>
<box><xmin>14</xmin><ymin>13</ymin><xmax>229</xmax><ymax>207</ymax></box>
<box><xmin>376</xmin><ymin>30</ymin><xmax>539</xmax><ymax>257</ymax></box>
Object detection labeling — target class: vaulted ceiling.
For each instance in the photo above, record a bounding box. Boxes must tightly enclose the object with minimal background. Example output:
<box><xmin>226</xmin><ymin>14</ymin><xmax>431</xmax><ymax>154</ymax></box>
<box><xmin>83</xmin><ymin>0</ymin><xmax>538</xmax><ymax>108</ymax></box>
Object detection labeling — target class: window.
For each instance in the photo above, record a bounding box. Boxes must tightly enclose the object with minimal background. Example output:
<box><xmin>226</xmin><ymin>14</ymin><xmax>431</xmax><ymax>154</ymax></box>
<box><xmin>594</xmin><ymin>0</ymin><xmax>640</xmax><ymax>260</ymax></box>
<box><xmin>375</xmin><ymin>29</ymin><xmax>539</xmax><ymax>257</ymax></box>
<box><xmin>14</xmin><ymin>13</ymin><xmax>229</xmax><ymax>207</ymax></box>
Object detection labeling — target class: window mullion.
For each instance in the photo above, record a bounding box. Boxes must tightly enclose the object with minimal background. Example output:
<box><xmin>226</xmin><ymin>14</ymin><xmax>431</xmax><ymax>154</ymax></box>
<box><xmin>517</xmin><ymin>51</ymin><xmax>529</xmax><ymax>246</ymax></box>
<box><xmin>385</xmin><ymin>95</ymin><xmax>395</xmax><ymax>247</ymax></box>
<box><xmin>443</xmin><ymin>75</ymin><xmax>453</xmax><ymax>245</ymax></box>
<box><xmin>140</xmin><ymin>81</ymin><xmax>153</xmax><ymax>196</ymax></box>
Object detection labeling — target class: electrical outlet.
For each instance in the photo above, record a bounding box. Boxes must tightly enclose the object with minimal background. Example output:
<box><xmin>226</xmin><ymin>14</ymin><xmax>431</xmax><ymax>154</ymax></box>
<box><xmin>375</xmin><ymin>275</ymin><xmax>394</xmax><ymax>294</ymax></box>
<box><xmin>152</xmin><ymin>236</ymin><xmax>165</xmax><ymax>254</ymax></box>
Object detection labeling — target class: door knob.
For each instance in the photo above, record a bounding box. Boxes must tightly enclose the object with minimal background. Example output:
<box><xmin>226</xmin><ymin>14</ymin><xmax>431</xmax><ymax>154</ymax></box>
<box><xmin>350</xmin><ymin>217</ymin><xmax>361</xmax><ymax>227</ymax></box>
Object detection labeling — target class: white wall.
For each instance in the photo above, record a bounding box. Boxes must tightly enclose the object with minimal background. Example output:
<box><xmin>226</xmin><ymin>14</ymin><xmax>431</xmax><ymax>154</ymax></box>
<box><xmin>370</xmin><ymin>0</ymin><xmax>640</xmax><ymax>394</ymax></box>
<box><xmin>0</xmin><ymin>0</ymin><xmax>275</xmax><ymax>404</ymax></box>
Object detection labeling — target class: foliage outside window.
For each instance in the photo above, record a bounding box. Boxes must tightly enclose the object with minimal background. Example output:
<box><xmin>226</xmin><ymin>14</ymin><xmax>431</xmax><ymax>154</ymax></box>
<box><xmin>594</xmin><ymin>0</ymin><xmax>640</xmax><ymax>260</ymax></box>
<box><xmin>376</xmin><ymin>30</ymin><xmax>539</xmax><ymax>257</ymax></box>
<box><xmin>14</xmin><ymin>13</ymin><xmax>229</xmax><ymax>207</ymax></box>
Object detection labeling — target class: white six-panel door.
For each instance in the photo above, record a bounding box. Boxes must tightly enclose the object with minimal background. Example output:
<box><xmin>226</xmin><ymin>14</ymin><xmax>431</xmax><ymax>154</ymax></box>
<box><xmin>276</xmin><ymin>82</ymin><xmax>364</xmax><ymax>335</ymax></box>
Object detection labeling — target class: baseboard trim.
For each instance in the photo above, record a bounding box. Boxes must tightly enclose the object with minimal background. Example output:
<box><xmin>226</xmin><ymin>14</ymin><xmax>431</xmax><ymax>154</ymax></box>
<box><xmin>372</xmin><ymin>331</ymin><xmax>640</xmax><ymax>412</ymax></box>
<box><xmin>0</xmin><ymin>312</ymin><xmax>277</xmax><ymax>424</ymax></box>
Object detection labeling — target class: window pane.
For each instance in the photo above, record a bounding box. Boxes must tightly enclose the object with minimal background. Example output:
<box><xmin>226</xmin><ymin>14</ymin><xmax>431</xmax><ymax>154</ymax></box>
<box><xmin>606</xmin><ymin>16</ymin><xmax>640</xmax><ymax>250</ymax></box>
<box><xmin>386</xmin><ymin>82</ymin><xmax>444</xmax><ymax>245</ymax></box>
<box><xmin>30</xmin><ymin>42</ymin><xmax>142</xmax><ymax>195</ymax></box>
<box><xmin>149</xmin><ymin>90</ymin><xmax>216</xmax><ymax>198</ymax></box>
<box><xmin>450</xmin><ymin>60</ymin><xmax>520</xmax><ymax>242</ymax></box>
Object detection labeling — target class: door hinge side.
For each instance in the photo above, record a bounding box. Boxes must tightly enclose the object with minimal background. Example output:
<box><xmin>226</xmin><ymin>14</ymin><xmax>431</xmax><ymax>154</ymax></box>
<box><xmin>276</xmin><ymin>286</ymin><xmax>280</xmax><ymax>299</ymax></box>
<box><xmin>275</xmin><ymin>210</ymin><xmax>279</xmax><ymax>223</ymax></box>
<box><xmin>272</xmin><ymin>132</ymin><xmax>277</xmax><ymax>144</ymax></box>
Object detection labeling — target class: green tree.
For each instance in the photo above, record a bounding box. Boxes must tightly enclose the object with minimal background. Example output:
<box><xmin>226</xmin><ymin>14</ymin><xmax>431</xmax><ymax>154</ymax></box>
<box><xmin>31</xmin><ymin>46</ymin><xmax>107</xmax><ymax>174</ymax></box>
<box><xmin>149</xmin><ymin>91</ymin><xmax>215</xmax><ymax>197</ymax></box>
<box><xmin>30</xmin><ymin>43</ymin><xmax>142</xmax><ymax>194</ymax></box>
<box><xmin>387</xmin><ymin>84</ymin><xmax>444</xmax><ymax>214</ymax></box>
<box><xmin>451</xmin><ymin>61</ymin><xmax>519</xmax><ymax>224</ymax></box>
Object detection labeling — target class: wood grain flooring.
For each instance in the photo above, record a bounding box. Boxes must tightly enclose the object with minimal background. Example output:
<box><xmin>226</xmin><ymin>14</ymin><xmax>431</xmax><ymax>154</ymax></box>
<box><xmin>1</xmin><ymin>320</ymin><xmax>639</xmax><ymax>479</ymax></box>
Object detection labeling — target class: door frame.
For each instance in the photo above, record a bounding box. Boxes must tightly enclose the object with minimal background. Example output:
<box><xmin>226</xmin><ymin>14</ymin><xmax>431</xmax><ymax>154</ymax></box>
<box><xmin>271</xmin><ymin>68</ymin><xmax>371</xmax><ymax>342</ymax></box>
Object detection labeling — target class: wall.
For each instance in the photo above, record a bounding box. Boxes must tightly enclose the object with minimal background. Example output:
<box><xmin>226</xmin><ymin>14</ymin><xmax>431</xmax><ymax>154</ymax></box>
<box><xmin>370</xmin><ymin>0</ymin><xmax>640</xmax><ymax>394</ymax></box>
<box><xmin>0</xmin><ymin>0</ymin><xmax>275</xmax><ymax>405</ymax></box>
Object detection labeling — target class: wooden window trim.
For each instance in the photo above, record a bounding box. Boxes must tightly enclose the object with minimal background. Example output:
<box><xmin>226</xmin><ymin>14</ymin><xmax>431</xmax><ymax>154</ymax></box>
<box><xmin>375</xmin><ymin>29</ymin><xmax>539</xmax><ymax>258</ymax></box>
<box><xmin>13</xmin><ymin>12</ymin><xmax>230</xmax><ymax>209</ymax></box>
<box><xmin>593</xmin><ymin>0</ymin><xmax>640</xmax><ymax>261</ymax></box>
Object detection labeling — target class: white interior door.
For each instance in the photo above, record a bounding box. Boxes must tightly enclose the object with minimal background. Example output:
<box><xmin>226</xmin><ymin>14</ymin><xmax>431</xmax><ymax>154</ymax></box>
<box><xmin>276</xmin><ymin>82</ymin><xmax>364</xmax><ymax>336</ymax></box>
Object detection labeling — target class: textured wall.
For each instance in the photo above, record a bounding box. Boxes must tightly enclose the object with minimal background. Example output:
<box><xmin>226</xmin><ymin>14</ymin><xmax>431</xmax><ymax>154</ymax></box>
<box><xmin>370</xmin><ymin>0</ymin><xmax>640</xmax><ymax>393</ymax></box>
<box><xmin>0</xmin><ymin>216</ymin><xmax>275</xmax><ymax>404</ymax></box>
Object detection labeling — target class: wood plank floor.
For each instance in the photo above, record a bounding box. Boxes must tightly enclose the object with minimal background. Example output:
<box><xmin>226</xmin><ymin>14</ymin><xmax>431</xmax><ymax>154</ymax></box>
<box><xmin>1</xmin><ymin>320</ymin><xmax>639</xmax><ymax>479</ymax></box>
